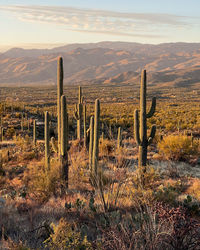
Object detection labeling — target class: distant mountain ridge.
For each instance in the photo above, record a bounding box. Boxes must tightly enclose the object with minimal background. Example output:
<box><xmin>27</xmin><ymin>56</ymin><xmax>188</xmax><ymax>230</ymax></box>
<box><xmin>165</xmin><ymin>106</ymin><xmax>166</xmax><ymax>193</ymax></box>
<box><xmin>0</xmin><ymin>41</ymin><xmax>200</xmax><ymax>86</ymax></box>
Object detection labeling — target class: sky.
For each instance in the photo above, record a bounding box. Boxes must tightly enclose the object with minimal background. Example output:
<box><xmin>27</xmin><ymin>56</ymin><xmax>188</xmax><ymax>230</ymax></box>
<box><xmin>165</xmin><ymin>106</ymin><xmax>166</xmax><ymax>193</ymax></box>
<box><xmin>0</xmin><ymin>0</ymin><xmax>200</xmax><ymax>51</ymax></box>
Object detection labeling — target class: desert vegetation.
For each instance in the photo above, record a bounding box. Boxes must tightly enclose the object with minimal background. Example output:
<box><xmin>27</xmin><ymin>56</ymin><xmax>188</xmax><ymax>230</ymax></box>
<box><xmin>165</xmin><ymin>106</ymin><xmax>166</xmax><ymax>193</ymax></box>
<box><xmin>0</xmin><ymin>57</ymin><xmax>200</xmax><ymax>249</ymax></box>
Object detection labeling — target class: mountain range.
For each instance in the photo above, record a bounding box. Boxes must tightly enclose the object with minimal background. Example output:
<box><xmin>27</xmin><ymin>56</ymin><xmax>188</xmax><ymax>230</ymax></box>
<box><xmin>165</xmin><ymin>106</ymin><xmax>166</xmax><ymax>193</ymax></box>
<box><xmin>0</xmin><ymin>41</ymin><xmax>200</xmax><ymax>87</ymax></box>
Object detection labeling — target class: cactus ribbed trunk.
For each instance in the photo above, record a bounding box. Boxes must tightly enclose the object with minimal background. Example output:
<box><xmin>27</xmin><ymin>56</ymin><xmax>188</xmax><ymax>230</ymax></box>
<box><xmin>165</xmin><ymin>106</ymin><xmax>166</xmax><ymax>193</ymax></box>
<box><xmin>92</xmin><ymin>99</ymin><xmax>100</xmax><ymax>175</ymax></box>
<box><xmin>89</xmin><ymin>116</ymin><xmax>94</xmax><ymax>170</ymax></box>
<box><xmin>57</xmin><ymin>57</ymin><xmax>64</xmax><ymax>156</ymax></box>
<box><xmin>45</xmin><ymin>111</ymin><xmax>50</xmax><ymax>170</ymax></box>
<box><xmin>61</xmin><ymin>95</ymin><xmax>68</xmax><ymax>188</ymax></box>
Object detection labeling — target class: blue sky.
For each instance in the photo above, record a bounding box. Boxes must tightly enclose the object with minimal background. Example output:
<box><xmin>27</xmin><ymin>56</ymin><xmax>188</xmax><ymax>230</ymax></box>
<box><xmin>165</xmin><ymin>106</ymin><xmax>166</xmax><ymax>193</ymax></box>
<box><xmin>0</xmin><ymin>0</ymin><xmax>200</xmax><ymax>51</ymax></box>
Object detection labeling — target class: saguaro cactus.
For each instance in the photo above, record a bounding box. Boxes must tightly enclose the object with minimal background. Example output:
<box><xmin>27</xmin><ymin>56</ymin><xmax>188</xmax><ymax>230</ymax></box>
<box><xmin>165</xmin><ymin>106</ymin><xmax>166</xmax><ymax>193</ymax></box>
<box><xmin>83</xmin><ymin>104</ymin><xmax>87</xmax><ymax>148</ymax></box>
<box><xmin>33</xmin><ymin>120</ymin><xmax>36</xmax><ymax>145</ymax></box>
<box><xmin>57</xmin><ymin>57</ymin><xmax>64</xmax><ymax>155</ymax></box>
<box><xmin>117</xmin><ymin>127</ymin><xmax>122</xmax><ymax>149</ymax></box>
<box><xmin>1</xmin><ymin>128</ymin><xmax>4</xmax><ymax>141</ymax></box>
<box><xmin>92</xmin><ymin>99</ymin><xmax>100</xmax><ymax>175</ymax></box>
<box><xmin>60</xmin><ymin>95</ymin><xmax>69</xmax><ymax>188</ymax></box>
<box><xmin>89</xmin><ymin>116</ymin><xmax>94</xmax><ymax>170</ymax></box>
<box><xmin>134</xmin><ymin>70</ymin><xmax>156</xmax><ymax>168</ymax></box>
<box><xmin>45</xmin><ymin>111</ymin><xmax>50</xmax><ymax>170</ymax></box>
<box><xmin>74</xmin><ymin>86</ymin><xmax>83</xmax><ymax>140</ymax></box>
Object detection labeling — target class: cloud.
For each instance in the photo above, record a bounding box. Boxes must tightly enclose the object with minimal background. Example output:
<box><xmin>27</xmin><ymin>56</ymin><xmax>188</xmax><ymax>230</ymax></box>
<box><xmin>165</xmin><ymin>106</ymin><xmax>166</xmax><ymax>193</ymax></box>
<box><xmin>0</xmin><ymin>5</ymin><xmax>194</xmax><ymax>38</ymax></box>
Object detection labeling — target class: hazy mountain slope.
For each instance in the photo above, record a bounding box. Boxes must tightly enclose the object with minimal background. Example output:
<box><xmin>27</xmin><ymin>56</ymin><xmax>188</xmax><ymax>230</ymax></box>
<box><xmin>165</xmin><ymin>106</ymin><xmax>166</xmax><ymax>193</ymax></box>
<box><xmin>0</xmin><ymin>42</ymin><xmax>200</xmax><ymax>86</ymax></box>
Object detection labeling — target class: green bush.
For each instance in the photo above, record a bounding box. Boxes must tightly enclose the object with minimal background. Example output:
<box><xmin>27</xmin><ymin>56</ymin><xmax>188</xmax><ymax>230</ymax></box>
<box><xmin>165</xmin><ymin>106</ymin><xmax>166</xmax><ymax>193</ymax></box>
<box><xmin>158</xmin><ymin>135</ymin><xmax>199</xmax><ymax>161</ymax></box>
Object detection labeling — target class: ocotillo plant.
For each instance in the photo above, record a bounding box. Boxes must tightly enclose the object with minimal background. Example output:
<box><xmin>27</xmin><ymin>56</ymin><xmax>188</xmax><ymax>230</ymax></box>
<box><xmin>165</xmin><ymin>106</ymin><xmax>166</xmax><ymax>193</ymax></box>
<box><xmin>45</xmin><ymin>111</ymin><xmax>50</xmax><ymax>170</ymax></box>
<box><xmin>92</xmin><ymin>99</ymin><xmax>100</xmax><ymax>175</ymax></box>
<box><xmin>60</xmin><ymin>95</ymin><xmax>69</xmax><ymax>188</ymax></box>
<box><xmin>134</xmin><ymin>70</ymin><xmax>156</xmax><ymax>169</ymax></box>
<box><xmin>117</xmin><ymin>127</ymin><xmax>122</xmax><ymax>149</ymax></box>
<box><xmin>57</xmin><ymin>57</ymin><xmax>64</xmax><ymax>156</ymax></box>
<box><xmin>33</xmin><ymin>120</ymin><xmax>36</xmax><ymax>145</ymax></box>
<box><xmin>74</xmin><ymin>86</ymin><xmax>83</xmax><ymax>140</ymax></box>
<box><xmin>89</xmin><ymin>116</ymin><xmax>94</xmax><ymax>170</ymax></box>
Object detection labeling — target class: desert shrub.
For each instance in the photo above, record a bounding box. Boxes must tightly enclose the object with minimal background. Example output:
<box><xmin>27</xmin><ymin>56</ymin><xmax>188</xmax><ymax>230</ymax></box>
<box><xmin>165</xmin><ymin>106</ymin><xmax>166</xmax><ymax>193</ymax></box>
<box><xmin>17</xmin><ymin>151</ymin><xmax>36</xmax><ymax>162</ymax></box>
<box><xmin>158</xmin><ymin>135</ymin><xmax>199</xmax><ymax>161</ymax></box>
<box><xmin>101</xmin><ymin>202</ymin><xmax>200</xmax><ymax>250</ymax></box>
<box><xmin>23</xmin><ymin>161</ymin><xmax>65</xmax><ymax>202</ymax></box>
<box><xmin>44</xmin><ymin>218</ymin><xmax>92</xmax><ymax>249</ymax></box>
<box><xmin>6</xmin><ymin>127</ymin><xmax>15</xmax><ymax>138</ymax></box>
<box><xmin>186</xmin><ymin>178</ymin><xmax>200</xmax><ymax>201</ymax></box>
<box><xmin>154</xmin><ymin>182</ymin><xmax>182</xmax><ymax>205</ymax></box>
<box><xmin>99</xmin><ymin>138</ymin><xmax>115</xmax><ymax>156</ymax></box>
<box><xmin>153</xmin><ymin>202</ymin><xmax>200</xmax><ymax>250</ymax></box>
<box><xmin>69</xmin><ymin>148</ymin><xmax>89</xmax><ymax>188</ymax></box>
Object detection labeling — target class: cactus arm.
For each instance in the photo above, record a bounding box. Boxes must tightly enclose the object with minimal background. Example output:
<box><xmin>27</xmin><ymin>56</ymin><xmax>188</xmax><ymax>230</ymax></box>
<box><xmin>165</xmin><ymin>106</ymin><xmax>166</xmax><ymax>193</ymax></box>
<box><xmin>73</xmin><ymin>104</ymin><xmax>81</xmax><ymax>120</ymax></box>
<box><xmin>148</xmin><ymin>125</ymin><xmax>156</xmax><ymax>145</ymax></box>
<box><xmin>134</xmin><ymin>109</ymin><xmax>141</xmax><ymax>145</ymax></box>
<box><xmin>51</xmin><ymin>137</ymin><xmax>58</xmax><ymax>153</ymax></box>
<box><xmin>146</xmin><ymin>97</ymin><xmax>156</xmax><ymax>118</ymax></box>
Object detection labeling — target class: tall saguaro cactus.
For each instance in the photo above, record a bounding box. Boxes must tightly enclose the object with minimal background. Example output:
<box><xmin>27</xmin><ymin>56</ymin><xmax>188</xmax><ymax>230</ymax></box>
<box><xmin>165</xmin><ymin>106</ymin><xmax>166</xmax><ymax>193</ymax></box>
<box><xmin>57</xmin><ymin>57</ymin><xmax>64</xmax><ymax>156</ymax></box>
<box><xmin>74</xmin><ymin>86</ymin><xmax>83</xmax><ymax>140</ymax></box>
<box><xmin>134</xmin><ymin>70</ymin><xmax>156</xmax><ymax>168</ymax></box>
<box><xmin>33</xmin><ymin>120</ymin><xmax>36</xmax><ymax>145</ymax></box>
<box><xmin>92</xmin><ymin>99</ymin><xmax>100</xmax><ymax>175</ymax></box>
<box><xmin>83</xmin><ymin>104</ymin><xmax>87</xmax><ymax>148</ymax></box>
<box><xmin>45</xmin><ymin>111</ymin><xmax>50</xmax><ymax>170</ymax></box>
<box><xmin>61</xmin><ymin>95</ymin><xmax>69</xmax><ymax>188</ymax></box>
<box><xmin>89</xmin><ymin>116</ymin><xmax>94</xmax><ymax>169</ymax></box>
<box><xmin>117</xmin><ymin>127</ymin><xmax>122</xmax><ymax>149</ymax></box>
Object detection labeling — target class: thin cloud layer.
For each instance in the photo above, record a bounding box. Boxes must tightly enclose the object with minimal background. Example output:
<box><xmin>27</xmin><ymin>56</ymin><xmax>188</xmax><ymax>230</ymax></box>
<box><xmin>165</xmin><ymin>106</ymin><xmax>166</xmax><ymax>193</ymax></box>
<box><xmin>0</xmin><ymin>5</ymin><xmax>193</xmax><ymax>38</ymax></box>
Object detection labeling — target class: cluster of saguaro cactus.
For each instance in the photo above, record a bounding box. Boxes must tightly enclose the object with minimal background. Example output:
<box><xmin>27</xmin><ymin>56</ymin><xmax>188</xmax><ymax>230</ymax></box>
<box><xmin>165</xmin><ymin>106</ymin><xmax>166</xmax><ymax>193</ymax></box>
<box><xmin>74</xmin><ymin>86</ymin><xmax>83</xmax><ymax>140</ymax></box>
<box><xmin>134</xmin><ymin>70</ymin><xmax>156</xmax><ymax>168</ymax></box>
<box><xmin>89</xmin><ymin>99</ymin><xmax>100</xmax><ymax>175</ymax></box>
